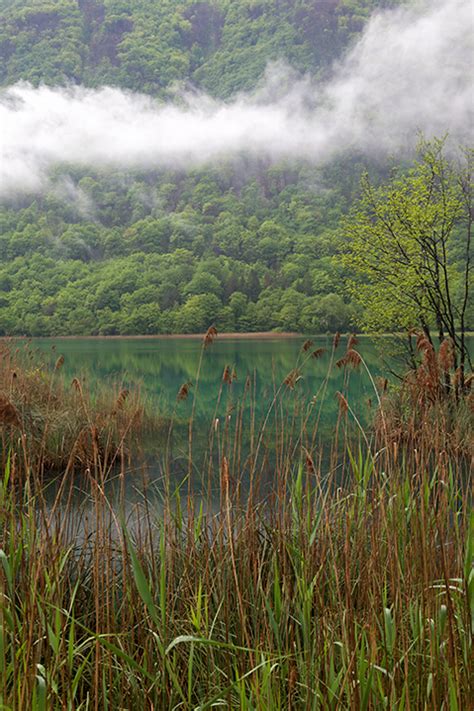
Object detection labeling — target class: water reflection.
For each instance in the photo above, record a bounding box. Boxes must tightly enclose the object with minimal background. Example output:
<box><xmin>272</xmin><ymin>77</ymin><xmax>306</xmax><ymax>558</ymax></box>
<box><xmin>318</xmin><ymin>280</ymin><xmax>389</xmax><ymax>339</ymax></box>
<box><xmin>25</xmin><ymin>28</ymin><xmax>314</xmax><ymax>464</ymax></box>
<box><xmin>32</xmin><ymin>335</ymin><xmax>386</xmax><ymax>428</ymax></box>
<box><xmin>19</xmin><ymin>334</ymin><xmax>472</xmax><ymax>528</ymax></box>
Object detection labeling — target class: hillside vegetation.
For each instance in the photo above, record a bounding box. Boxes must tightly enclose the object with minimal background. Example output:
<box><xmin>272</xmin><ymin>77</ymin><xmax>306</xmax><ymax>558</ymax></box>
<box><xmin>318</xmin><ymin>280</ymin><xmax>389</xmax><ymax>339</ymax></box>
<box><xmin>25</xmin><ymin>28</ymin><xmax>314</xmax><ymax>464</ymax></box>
<box><xmin>0</xmin><ymin>0</ymin><xmax>392</xmax><ymax>92</ymax></box>
<box><xmin>0</xmin><ymin>0</ymin><xmax>431</xmax><ymax>336</ymax></box>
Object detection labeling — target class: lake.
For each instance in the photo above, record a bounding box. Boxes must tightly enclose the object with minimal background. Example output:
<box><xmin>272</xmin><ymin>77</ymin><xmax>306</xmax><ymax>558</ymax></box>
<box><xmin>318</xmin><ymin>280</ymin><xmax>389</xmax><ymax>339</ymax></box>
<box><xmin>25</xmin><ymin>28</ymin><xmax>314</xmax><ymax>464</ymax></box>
<box><xmin>32</xmin><ymin>334</ymin><xmax>389</xmax><ymax>448</ymax></box>
<box><xmin>20</xmin><ymin>333</ymin><xmax>471</xmax><ymax>516</ymax></box>
<box><xmin>31</xmin><ymin>333</ymin><xmax>392</xmax><ymax>423</ymax></box>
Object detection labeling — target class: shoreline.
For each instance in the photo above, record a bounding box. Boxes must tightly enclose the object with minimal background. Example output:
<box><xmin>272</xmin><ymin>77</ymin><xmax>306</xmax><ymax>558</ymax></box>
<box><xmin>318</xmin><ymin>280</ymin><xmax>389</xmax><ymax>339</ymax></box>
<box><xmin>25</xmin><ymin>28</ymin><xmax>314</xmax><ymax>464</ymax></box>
<box><xmin>2</xmin><ymin>332</ymin><xmax>472</xmax><ymax>341</ymax></box>
<box><xmin>2</xmin><ymin>331</ymin><xmax>304</xmax><ymax>341</ymax></box>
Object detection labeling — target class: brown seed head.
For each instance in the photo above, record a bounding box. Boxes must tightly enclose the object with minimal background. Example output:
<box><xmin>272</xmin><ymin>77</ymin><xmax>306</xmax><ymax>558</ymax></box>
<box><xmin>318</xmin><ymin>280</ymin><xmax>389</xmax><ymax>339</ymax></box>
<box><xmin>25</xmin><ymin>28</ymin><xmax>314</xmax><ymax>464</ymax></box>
<box><xmin>336</xmin><ymin>391</ymin><xmax>348</xmax><ymax>413</ymax></box>
<box><xmin>71</xmin><ymin>377</ymin><xmax>82</xmax><ymax>394</ymax></box>
<box><xmin>221</xmin><ymin>456</ymin><xmax>230</xmax><ymax>493</ymax></box>
<box><xmin>284</xmin><ymin>369</ymin><xmax>301</xmax><ymax>390</ymax></box>
<box><xmin>346</xmin><ymin>348</ymin><xmax>362</xmax><ymax>368</ymax></box>
<box><xmin>438</xmin><ymin>338</ymin><xmax>455</xmax><ymax>372</ymax></box>
<box><xmin>416</xmin><ymin>332</ymin><xmax>432</xmax><ymax>354</ymax></box>
<box><xmin>452</xmin><ymin>367</ymin><xmax>462</xmax><ymax>388</ymax></box>
<box><xmin>302</xmin><ymin>339</ymin><xmax>314</xmax><ymax>352</ymax></box>
<box><xmin>347</xmin><ymin>333</ymin><xmax>358</xmax><ymax>350</ymax></box>
<box><xmin>203</xmin><ymin>326</ymin><xmax>218</xmax><ymax>347</ymax></box>
<box><xmin>222</xmin><ymin>365</ymin><xmax>237</xmax><ymax>384</ymax></box>
<box><xmin>177</xmin><ymin>381</ymin><xmax>193</xmax><ymax>401</ymax></box>
<box><xmin>304</xmin><ymin>449</ymin><xmax>316</xmax><ymax>475</ymax></box>
<box><xmin>336</xmin><ymin>349</ymin><xmax>361</xmax><ymax>369</ymax></box>
<box><xmin>0</xmin><ymin>396</ymin><xmax>21</xmax><ymax>428</ymax></box>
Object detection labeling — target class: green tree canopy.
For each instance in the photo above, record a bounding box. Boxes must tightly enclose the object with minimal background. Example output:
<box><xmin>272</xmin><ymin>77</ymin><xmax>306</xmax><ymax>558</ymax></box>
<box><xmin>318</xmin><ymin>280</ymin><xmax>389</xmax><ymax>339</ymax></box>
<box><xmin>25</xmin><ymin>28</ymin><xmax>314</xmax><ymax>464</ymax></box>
<box><xmin>341</xmin><ymin>139</ymin><xmax>472</xmax><ymax>378</ymax></box>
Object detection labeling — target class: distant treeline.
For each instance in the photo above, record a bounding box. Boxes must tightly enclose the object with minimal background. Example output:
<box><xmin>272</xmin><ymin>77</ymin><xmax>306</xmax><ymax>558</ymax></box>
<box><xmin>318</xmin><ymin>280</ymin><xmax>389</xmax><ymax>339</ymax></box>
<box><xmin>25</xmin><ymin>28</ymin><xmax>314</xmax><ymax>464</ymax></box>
<box><xmin>0</xmin><ymin>160</ymin><xmax>370</xmax><ymax>335</ymax></box>
<box><xmin>0</xmin><ymin>0</ymin><xmax>401</xmax><ymax>96</ymax></box>
<box><xmin>0</xmin><ymin>0</ymin><xmax>408</xmax><ymax>336</ymax></box>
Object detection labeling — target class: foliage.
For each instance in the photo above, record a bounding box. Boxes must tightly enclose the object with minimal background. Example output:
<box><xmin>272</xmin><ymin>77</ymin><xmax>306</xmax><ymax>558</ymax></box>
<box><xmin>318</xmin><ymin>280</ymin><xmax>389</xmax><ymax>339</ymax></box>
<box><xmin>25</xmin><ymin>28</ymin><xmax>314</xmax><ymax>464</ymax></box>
<box><xmin>0</xmin><ymin>162</ymin><xmax>359</xmax><ymax>335</ymax></box>
<box><xmin>341</xmin><ymin>139</ymin><xmax>473</xmax><ymax>379</ymax></box>
<box><xmin>0</xmin><ymin>0</ymin><xmax>411</xmax><ymax>336</ymax></box>
<box><xmin>0</xmin><ymin>338</ymin><xmax>472</xmax><ymax>708</ymax></box>
<box><xmin>0</xmin><ymin>0</ymin><xmax>400</xmax><ymax>94</ymax></box>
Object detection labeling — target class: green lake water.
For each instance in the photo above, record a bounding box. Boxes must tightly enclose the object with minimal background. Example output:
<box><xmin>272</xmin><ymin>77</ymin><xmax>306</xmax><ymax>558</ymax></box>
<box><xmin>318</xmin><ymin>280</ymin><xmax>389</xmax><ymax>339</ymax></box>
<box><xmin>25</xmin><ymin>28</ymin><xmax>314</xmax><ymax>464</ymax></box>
<box><xmin>32</xmin><ymin>334</ymin><xmax>391</xmax><ymax>423</ymax></box>
<box><xmin>32</xmin><ymin>335</ymin><xmax>393</xmax><ymax>454</ymax></box>
<box><xmin>23</xmin><ymin>334</ymin><xmax>472</xmax><ymax>513</ymax></box>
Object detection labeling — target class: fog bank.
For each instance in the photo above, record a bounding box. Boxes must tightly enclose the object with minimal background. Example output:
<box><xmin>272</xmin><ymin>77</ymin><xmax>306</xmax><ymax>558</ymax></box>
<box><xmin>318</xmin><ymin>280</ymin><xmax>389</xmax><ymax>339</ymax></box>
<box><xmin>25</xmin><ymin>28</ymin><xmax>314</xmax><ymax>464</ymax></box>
<box><xmin>0</xmin><ymin>0</ymin><xmax>472</xmax><ymax>197</ymax></box>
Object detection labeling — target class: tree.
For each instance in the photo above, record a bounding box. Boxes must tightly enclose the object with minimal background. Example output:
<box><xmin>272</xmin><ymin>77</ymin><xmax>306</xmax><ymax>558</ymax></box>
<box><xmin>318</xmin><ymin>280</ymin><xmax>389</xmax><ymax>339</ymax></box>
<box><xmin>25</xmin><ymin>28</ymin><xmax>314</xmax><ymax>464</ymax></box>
<box><xmin>306</xmin><ymin>293</ymin><xmax>353</xmax><ymax>333</ymax></box>
<box><xmin>174</xmin><ymin>293</ymin><xmax>222</xmax><ymax>333</ymax></box>
<box><xmin>341</xmin><ymin>139</ymin><xmax>472</xmax><ymax>387</ymax></box>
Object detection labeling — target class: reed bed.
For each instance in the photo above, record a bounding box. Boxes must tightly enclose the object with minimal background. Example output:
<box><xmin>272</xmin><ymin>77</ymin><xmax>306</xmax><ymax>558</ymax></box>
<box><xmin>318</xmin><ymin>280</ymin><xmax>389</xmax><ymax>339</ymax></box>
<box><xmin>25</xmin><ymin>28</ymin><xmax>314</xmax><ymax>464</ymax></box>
<box><xmin>0</xmin><ymin>332</ymin><xmax>472</xmax><ymax>710</ymax></box>
<box><xmin>0</xmin><ymin>340</ymin><xmax>145</xmax><ymax>476</ymax></box>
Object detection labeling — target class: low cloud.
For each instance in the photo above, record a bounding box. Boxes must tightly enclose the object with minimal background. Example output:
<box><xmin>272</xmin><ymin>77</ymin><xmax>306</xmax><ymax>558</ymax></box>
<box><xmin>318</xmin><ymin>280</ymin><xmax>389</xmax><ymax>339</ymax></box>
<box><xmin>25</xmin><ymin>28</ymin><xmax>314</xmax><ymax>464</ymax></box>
<box><xmin>0</xmin><ymin>0</ymin><xmax>472</xmax><ymax>197</ymax></box>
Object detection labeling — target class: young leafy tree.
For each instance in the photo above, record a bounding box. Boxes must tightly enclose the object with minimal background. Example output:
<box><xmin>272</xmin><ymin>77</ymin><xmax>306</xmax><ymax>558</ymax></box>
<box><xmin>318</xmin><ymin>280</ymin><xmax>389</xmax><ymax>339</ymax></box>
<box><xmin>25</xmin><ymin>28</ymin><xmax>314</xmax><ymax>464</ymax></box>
<box><xmin>341</xmin><ymin>138</ymin><xmax>472</xmax><ymax>386</ymax></box>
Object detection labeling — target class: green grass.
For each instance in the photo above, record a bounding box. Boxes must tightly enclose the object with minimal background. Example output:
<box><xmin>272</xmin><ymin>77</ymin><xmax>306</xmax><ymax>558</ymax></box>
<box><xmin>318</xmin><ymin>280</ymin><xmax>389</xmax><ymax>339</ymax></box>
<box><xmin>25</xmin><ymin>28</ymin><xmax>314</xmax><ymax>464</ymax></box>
<box><xmin>0</xmin><ymin>450</ymin><xmax>472</xmax><ymax>708</ymax></box>
<box><xmin>0</xmin><ymin>333</ymin><xmax>472</xmax><ymax>709</ymax></box>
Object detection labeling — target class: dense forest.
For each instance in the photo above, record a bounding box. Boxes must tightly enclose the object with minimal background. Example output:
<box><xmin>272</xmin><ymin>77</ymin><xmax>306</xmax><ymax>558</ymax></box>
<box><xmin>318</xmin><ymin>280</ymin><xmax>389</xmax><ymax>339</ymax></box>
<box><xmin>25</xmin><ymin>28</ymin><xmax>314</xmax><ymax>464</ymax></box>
<box><xmin>2</xmin><ymin>0</ymin><xmax>465</xmax><ymax>336</ymax></box>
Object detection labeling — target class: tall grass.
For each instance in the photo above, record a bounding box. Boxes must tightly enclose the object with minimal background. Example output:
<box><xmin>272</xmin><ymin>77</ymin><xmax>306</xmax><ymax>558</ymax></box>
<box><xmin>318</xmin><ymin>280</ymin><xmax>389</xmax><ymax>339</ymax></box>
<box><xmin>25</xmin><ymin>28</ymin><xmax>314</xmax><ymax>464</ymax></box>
<box><xmin>0</xmin><ymin>332</ymin><xmax>472</xmax><ymax>709</ymax></box>
<box><xmin>0</xmin><ymin>340</ymin><xmax>144</xmax><ymax>476</ymax></box>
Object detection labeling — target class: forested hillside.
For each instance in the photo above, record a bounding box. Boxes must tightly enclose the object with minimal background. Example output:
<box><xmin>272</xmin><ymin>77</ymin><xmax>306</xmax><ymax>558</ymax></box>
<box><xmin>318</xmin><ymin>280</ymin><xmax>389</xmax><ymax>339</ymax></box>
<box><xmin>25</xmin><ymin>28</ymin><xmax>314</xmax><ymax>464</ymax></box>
<box><xmin>0</xmin><ymin>0</ymin><xmax>393</xmax><ymax>93</ymax></box>
<box><xmin>0</xmin><ymin>0</ymin><xmax>415</xmax><ymax>335</ymax></box>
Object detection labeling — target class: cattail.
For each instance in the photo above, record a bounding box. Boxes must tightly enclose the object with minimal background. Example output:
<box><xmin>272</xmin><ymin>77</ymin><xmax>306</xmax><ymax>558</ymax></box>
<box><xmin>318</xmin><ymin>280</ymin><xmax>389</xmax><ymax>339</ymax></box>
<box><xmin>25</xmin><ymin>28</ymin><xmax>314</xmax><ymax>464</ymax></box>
<box><xmin>333</xmin><ymin>332</ymin><xmax>341</xmax><ymax>349</ymax></box>
<box><xmin>421</xmin><ymin>342</ymin><xmax>437</xmax><ymax>373</ymax></box>
<box><xmin>71</xmin><ymin>377</ymin><xmax>83</xmax><ymax>394</ymax></box>
<box><xmin>177</xmin><ymin>381</ymin><xmax>192</xmax><ymax>401</ymax></box>
<box><xmin>311</xmin><ymin>348</ymin><xmax>325</xmax><ymax>359</ymax></box>
<box><xmin>416</xmin><ymin>332</ymin><xmax>432</xmax><ymax>354</ymax></box>
<box><xmin>221</xmin><ymin>456</ymin><xmax>229</xmax><ymax>495</ymax></box>
<box><xmin>438</xmin><ymin>338</ymin><xmax>454</xmax><ymax>372</ymax></box>
<box><xmin>336</xmin><ymin>349</ymin><xmax>361</xmax><ymax>369</ymax></box>
<box><xmin>345</xmin><ymin>348</ymin><xmax>362</xmax><ymax>369</ymax></box>
<box><xmin>54</xmin><ymin>355</ymin><xmax>64</xmax><ymax>371</ymax></box>
<box><xmin>288</xmin><ymin>664</ymin><xmax>298</xmax><ymax>698</ymax></box>
<box><xmin>302</xmin><ymin>339</ymin><xmax>314</xmax><ymax>352</ymax></box>
<box><xmin>452</xmin><ymin>367</ymin><xmax>462</xmax><ymax>389</ymax></box>
<box><xmin>304</xmin><ymin>449</ymin><xmax>316</xmax><ymax>475</ymax></box>
<box><xmin>203</xmin><ymin>326</ymin><xmax>217</xmax><ymax>347</ymax></box>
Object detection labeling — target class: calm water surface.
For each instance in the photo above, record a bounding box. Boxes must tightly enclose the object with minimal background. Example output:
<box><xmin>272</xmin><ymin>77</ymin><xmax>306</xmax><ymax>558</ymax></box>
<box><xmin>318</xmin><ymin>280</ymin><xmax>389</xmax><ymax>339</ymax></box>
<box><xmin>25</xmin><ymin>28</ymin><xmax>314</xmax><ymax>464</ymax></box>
<box><xmin>33</xmin><ymin>334</ymin><xmax>391</xmax><ymax>431</ymax></box>
<box><xmin>26</xmin><ymin>334</ymin><xmax>472</xmax><ymax>516</ymax></box>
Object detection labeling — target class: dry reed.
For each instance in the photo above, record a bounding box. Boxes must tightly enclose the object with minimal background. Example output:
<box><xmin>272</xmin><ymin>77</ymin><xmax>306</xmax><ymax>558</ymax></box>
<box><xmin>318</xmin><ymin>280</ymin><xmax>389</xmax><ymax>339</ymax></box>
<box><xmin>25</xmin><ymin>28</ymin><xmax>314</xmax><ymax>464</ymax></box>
<box><xmin>0</xmin><ymin>333</ymin><xmax>471</xmax><ymax>709</ymax></box>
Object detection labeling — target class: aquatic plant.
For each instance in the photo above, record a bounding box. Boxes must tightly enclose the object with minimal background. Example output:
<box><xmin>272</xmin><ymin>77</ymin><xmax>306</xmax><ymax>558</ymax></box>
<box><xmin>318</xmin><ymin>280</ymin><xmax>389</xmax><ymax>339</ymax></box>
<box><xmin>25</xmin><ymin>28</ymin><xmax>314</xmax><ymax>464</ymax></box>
<box><xmin>0</xmin><ymin>333</ymin><xmax>472</xmax><ymax>708</ymax></box>
<box><xmin>0</xmin><ymin>341</ymin><xmax>144</xmax><ymax>476</ymax></box>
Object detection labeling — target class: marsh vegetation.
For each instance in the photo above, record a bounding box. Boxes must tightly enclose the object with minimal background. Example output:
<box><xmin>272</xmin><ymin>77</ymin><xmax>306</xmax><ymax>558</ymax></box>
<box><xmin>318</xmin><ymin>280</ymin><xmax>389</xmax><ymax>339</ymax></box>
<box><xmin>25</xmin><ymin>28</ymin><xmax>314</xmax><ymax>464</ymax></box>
<box><xmin>0</xmin><ymin>331</ymin><xmax>472</xmax><ymax>709</ymax></box>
